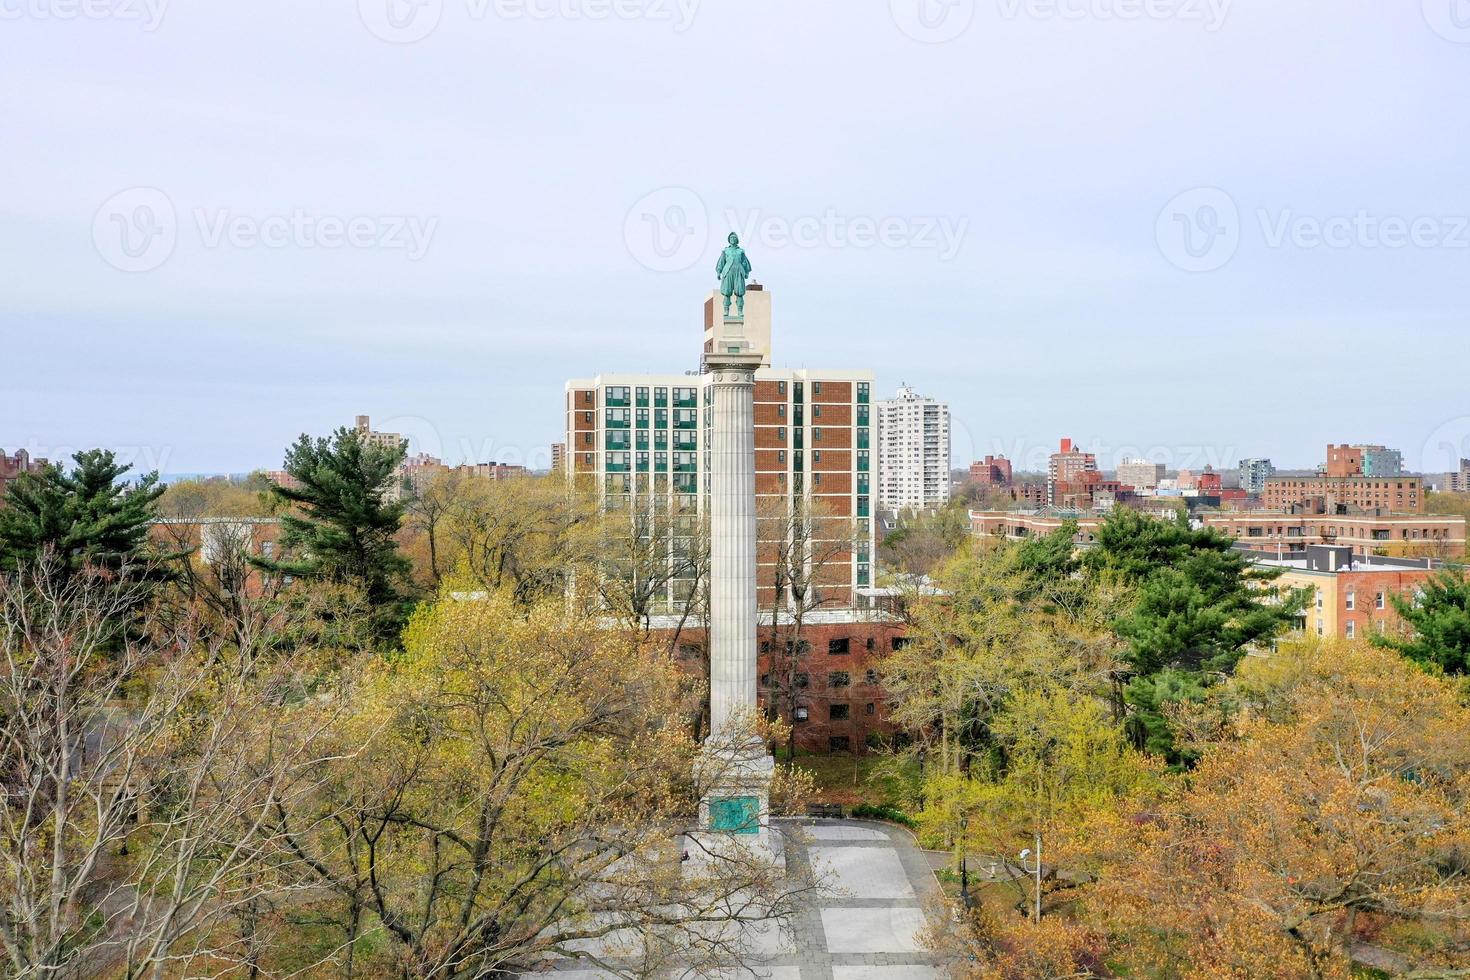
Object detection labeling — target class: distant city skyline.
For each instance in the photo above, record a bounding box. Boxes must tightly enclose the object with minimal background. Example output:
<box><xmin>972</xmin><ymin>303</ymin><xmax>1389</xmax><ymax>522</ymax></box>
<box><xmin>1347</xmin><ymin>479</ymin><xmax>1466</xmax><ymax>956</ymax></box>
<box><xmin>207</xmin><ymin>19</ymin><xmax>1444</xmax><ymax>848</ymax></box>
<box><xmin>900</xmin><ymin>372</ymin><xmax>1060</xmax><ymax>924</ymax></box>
<box><xmin>4</xmin><ymin>4</ymin><xmax>1468</xmax><ymax>475</ymax></box>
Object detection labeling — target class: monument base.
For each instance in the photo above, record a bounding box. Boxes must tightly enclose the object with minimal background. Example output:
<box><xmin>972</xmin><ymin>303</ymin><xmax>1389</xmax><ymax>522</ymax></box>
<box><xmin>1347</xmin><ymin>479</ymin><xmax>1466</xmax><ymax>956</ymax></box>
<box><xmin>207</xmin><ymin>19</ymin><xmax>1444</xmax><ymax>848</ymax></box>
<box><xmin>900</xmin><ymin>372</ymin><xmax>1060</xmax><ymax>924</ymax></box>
<box><xmin>688</xmin><ymin>733</ymin><xmax>781</xmax><ymax>868</ymax></box>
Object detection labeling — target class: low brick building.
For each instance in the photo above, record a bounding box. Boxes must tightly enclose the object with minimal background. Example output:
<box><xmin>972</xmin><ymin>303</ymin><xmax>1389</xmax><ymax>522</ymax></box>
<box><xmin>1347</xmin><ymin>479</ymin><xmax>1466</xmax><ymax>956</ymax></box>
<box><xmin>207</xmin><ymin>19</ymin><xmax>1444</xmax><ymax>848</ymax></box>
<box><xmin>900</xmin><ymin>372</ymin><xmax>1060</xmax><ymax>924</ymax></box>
<box><xmin>1249</xmin><ymin>545</ymin><xmax>1445</xmax><ymax>641</ymax></box>
<box><xmin>646</xmin><ymin>608</ymin><xmax>907</xmax><ymax>755</ymax></box>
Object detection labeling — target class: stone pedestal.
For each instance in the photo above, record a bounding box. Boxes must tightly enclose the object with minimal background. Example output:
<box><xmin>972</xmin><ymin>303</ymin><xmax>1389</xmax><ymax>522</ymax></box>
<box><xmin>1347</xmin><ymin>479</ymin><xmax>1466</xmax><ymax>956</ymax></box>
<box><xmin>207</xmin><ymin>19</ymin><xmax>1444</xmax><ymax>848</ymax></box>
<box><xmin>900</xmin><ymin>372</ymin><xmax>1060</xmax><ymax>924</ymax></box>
<box><xmin>697</xmin><ymin>314</ymin><xmax>776</xmax><ymax>861</ymax></box>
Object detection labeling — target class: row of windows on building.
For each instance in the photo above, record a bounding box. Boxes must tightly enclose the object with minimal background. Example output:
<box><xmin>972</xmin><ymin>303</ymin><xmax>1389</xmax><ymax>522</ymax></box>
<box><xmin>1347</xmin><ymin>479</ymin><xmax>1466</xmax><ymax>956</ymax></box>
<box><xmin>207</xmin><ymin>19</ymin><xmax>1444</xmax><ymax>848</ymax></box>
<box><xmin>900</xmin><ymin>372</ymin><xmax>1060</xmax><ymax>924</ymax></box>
<box><xmin>760</xmin><ymin>668</ymin><xmax>879</xmax><ymax>689</ymax></box>
<box><xmin>593</xmin><ymin>381</ymin><xmax>874</xmax><ymax>408</ymax></box>
<box><xmin>591</xmin><ymin>428</ymin><xmax>873</xmax><ymax>453</ymax></box>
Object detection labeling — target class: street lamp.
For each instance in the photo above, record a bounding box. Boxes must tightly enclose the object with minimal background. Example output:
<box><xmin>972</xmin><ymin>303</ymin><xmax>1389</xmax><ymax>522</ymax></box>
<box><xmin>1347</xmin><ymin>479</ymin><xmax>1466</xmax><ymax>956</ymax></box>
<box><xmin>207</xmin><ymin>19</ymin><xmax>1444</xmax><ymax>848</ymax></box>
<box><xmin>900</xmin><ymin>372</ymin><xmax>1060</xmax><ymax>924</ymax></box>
<box><xmin>958</xmin><ymin>815</ymin><xmax>973</xmax><ymax>910</ymax></box>
<box><xmin>1018</xmin><ymin>832</ymin><xmax>1042</xmax><ymax>923</ymax></box>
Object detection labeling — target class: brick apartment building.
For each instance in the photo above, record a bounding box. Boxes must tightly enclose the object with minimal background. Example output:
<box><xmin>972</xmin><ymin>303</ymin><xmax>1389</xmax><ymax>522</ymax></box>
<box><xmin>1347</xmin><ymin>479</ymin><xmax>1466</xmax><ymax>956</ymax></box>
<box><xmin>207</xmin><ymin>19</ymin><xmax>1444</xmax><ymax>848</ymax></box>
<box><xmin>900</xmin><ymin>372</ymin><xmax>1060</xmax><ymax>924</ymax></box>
<box><xmin>969</xmin><ymin>455</ymin><xmax>1013</xmax><ymax>486</ymax></box>
<box><xmin>0</xmin><ymin>449</ymin><xmax>47</xmax><ymax>501</ymax></box>
<box><xmin>1250</xmin><ymin>545</ymin><xmax>1443</xmax><ymax>641</ymax></box>
<box><xmin>566</xmin><ymin>288</ymin><xmax>877</xmax><ymax>612</ymax></box>
<box><xmin>644</xmin><ymin>608</ymin><xmax>907</xmax><ymax>755</ymax></box>
<box><xmin>1265</xmin><ymin>444</ymin><xmax>1422</xmax><ymax>514</ymax></box>
<box><xmin>969</xmin><ymin>508</ymin><xmax>1466</xmax><ymax>558</ymax></box>
<box><xmin>1263</xmin><ymin>476</ymin><xmax>1423</xmax><ymax>514</ymax></box>
<box><xmin>351</xmin><ymin>416</ymin><xmax>528</xmax><ymax>499</ymax></box>
<box><xmin>1048</xmin><ymin>438</ymin><xmax>1099</xmax><ymax>506</ymax></box>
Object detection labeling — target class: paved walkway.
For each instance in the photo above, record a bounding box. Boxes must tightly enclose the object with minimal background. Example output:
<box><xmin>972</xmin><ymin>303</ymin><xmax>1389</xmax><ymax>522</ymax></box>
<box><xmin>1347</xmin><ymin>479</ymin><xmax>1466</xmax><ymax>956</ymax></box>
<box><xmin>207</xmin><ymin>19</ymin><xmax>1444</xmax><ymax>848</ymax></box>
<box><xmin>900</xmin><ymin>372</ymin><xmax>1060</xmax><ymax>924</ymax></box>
<box><xmin>528</xmin><ymin>818</ymin><xmax>951</xmax><ymax>979</ymax></box>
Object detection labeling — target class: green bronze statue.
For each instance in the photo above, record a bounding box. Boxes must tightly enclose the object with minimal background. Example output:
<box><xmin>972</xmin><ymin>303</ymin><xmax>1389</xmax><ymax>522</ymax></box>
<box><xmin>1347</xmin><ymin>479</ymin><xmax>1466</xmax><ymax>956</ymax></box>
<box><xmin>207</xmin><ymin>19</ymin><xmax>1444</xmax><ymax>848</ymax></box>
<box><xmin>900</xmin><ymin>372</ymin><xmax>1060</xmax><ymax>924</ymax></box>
<box><xmin>716</xmin><ymin>232</ymin><xmax>752</xmax><ymax>318</ymax></box>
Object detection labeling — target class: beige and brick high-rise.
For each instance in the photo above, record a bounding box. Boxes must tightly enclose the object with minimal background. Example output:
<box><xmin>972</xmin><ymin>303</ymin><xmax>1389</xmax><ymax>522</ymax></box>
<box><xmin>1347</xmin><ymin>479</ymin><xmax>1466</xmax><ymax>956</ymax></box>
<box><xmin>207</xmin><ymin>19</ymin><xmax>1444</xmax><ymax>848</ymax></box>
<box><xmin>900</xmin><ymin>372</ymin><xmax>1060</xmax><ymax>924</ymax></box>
<box><xmin>565</xmin><ymin>289</ymin><xmax>876</xmax><ymax>611</ymax></box>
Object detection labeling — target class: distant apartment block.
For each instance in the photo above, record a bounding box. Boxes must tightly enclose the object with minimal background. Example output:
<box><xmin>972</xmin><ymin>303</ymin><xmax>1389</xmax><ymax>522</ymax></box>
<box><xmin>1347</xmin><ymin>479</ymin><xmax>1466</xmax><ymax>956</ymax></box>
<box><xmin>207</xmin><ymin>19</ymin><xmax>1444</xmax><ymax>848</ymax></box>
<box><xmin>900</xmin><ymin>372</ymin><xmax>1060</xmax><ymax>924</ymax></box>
<box><xmin>968</xmin><ymin>508</ymin><xmax>1465</xmax><ymax>559</ymax></box>
<box><xmin>1451</xmin><ymin>459</ymin><xmax>1470</xmax><ymax>493</ymax></box>
<box><xmin>0</xmin><ymin>448</ymin><xmax>47</xmax><ymax>501</ymax></box>
<box><xmin>1047</xmin><ymin>437</ymin><xmax>1097</xmax><ymax>506</ymax></box>
<box><xmin>1355</xmin><ymin>445</ymin><xmax>1404</xmax><ymax>477</ymax></box>
<box><xmin>969</xmin><ymin>455</ymin><xmax>1013</xmax><ymax>486</ymax></box>
<box><xmin>875</xmin><ymin>384</ymin><xmax>951</xmax><ymax>512</ymax></box>
<box><xmin>1238</xmin><ymin>457</ymin><xmax>1276</xmax><ymax>495</ymax></box>
<box><xmin>550</xmin><ymin>442</ymin><xmax>566</xmax><ymax>474</ymax></box>
<box><xmin>1266</xmin><ymin>443</ymin><xmax>1423</xmax><ymax>514</ymax></box>
<box><xmin>1116</xmin><ymin>458</ymin><xmax>1165</xmax><ymax>490</ymax></box>
<box><xmin>1264</xmin><ymin>476</ymin><xmax>1423</xmax><ymax>514</ymax></box>
<box><xmin>351</xmin><ymin>417</ymin><xmax>527</xmax><ymax>499</ymax></box>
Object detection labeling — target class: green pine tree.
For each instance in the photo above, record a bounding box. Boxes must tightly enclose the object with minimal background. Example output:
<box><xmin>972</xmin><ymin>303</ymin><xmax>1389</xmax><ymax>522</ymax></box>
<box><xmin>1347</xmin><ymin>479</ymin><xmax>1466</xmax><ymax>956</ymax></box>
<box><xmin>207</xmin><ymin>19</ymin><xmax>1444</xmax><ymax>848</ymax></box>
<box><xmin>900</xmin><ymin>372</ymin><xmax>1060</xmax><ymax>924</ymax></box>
<box><xmin>1086</xmin><ymin>508</ymin><xmax>1303</xmax><ymax>762</ymax></box>
<box><xmin>1371</xmin><ymin>569</ymin><xmax>1470</xmax><ymax>675</ymax></box>
<box><xmin>0</xmin><ymin>449</ymin><xmax>168</xmax><ymax>585</ymax></box>
<box><xmin>254</xmin><ymin>427</ymin><xmax>412</xmax><ymax>642</ymax></box>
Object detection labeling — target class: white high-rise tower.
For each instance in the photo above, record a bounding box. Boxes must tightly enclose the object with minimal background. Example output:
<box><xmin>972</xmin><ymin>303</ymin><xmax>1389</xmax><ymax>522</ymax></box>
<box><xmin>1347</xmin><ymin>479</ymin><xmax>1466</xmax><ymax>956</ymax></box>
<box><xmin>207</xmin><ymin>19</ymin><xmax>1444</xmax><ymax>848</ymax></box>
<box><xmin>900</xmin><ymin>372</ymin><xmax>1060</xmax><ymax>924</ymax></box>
<box><xmin>875</xmin><ymin>383</ymin><xmax>951</xmax><ymax>512</ymax></box>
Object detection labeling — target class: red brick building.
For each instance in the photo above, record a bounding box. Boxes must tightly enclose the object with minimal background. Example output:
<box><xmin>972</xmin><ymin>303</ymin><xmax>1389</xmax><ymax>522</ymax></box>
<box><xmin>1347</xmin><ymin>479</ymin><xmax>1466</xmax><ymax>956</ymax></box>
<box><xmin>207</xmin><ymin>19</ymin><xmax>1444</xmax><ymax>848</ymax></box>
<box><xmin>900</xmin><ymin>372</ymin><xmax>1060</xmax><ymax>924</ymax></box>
<box><xmin>0</xmin><ymin>449</ymin><xmax>47</xmax><ymax>502</ymax></box>
<box><xmin>1048</xmin><ymin>438</ymin><xmax>1097</xmax><ymax>506</ymax></box>
<box><xmin>649</xmin><ymin>610</ymin><xmax>907</xmax><ymax>755</ymax></box>
<box><xmin>969</xmin><ymin>455</ymin><xmax>1013</xmax><ymax>486</ymax></box>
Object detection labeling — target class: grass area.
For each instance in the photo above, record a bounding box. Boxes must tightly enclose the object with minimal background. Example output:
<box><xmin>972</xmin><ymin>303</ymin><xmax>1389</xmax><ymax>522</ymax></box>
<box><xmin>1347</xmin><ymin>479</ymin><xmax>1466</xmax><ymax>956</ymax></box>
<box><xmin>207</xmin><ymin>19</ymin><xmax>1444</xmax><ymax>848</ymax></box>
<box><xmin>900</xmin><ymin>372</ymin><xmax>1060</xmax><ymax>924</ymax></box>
<box><xmin>783</xmin><ymin>750</ymin><xmax>918</xmax><ymax>810</ymax></box>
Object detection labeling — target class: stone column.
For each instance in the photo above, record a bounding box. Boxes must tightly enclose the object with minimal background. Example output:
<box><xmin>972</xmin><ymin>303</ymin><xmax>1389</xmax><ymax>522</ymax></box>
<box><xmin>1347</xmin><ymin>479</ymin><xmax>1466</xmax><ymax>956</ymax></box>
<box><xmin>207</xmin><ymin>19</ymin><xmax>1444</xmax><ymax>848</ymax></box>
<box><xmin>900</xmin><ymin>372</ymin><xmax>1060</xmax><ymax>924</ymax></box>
<box><xmin>707</xmin><ymin>355</ymin><xmax>760</xmax><ymax>739</ymax></box>
<box><xmin>694</xmin><ymin>315</ymin><xmax>776</xmax><ymax>861</ymax></box>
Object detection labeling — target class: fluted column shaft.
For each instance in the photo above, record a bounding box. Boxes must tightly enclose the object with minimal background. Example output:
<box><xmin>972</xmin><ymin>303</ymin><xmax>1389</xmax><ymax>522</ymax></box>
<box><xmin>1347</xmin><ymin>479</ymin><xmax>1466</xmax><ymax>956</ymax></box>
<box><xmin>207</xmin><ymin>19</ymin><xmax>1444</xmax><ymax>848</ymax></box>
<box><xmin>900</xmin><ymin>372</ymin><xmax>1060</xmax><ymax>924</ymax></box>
<box><xmin>707</xmin><ymin>362</ymin><xmax>757</xmax><ymax>739</ymax></box>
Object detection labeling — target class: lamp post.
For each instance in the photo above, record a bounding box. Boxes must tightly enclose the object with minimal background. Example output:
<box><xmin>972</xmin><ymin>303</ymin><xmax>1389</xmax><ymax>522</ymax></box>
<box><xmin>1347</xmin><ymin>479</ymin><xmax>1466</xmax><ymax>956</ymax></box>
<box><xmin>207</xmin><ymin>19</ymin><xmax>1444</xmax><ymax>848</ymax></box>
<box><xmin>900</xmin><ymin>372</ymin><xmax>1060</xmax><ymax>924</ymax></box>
<box><xmin>1018</xmin><ymin>831</ymin><xmax>1042</xmax><ymax>924</ymax></box>
<box><xmin>958</xmin><ymin>815</ymin><xmax>973</xmax><ymax>910</ymax></box>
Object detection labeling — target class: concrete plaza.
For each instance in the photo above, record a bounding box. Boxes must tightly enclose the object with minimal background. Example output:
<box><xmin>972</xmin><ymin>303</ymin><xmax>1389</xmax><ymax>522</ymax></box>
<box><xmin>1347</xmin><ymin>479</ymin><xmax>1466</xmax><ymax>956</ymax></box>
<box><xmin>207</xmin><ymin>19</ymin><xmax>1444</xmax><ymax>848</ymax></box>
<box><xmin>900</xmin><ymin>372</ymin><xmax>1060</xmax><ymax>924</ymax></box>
<box><xmin>527</xmin><ymin>818</ymin><xmax>951</xmax><ymax>979</ymax></box>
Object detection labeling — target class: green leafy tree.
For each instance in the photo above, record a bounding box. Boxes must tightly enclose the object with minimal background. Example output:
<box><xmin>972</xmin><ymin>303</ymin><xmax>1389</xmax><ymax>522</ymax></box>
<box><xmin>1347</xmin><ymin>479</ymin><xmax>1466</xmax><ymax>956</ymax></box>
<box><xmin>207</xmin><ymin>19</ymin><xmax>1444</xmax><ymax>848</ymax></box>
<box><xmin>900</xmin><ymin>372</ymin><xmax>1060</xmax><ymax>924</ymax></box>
<box><xmin>254</xmin><ymin>427</ymin><xmax>412</xmax><ymax>642</ymax></box>
<box><xmin>0</xmin><ymin>449</ymin><xmax>168</xmax><ymax>586</ymax></box>
<box><xmin>1372</xmin><ymin>568</ymin><xmax>1470</xmax><ymax>675</ymax></box>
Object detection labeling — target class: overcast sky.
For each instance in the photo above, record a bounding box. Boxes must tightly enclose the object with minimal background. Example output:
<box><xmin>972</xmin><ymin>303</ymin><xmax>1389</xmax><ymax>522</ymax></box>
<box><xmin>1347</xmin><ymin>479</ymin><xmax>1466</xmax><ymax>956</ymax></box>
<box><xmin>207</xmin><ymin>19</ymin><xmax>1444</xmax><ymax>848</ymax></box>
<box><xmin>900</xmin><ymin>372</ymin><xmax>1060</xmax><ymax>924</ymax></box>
<box><xmin>3</xmin><ymin>0</ymin><xmax>1469</xmax><ymax>476</ymax></box>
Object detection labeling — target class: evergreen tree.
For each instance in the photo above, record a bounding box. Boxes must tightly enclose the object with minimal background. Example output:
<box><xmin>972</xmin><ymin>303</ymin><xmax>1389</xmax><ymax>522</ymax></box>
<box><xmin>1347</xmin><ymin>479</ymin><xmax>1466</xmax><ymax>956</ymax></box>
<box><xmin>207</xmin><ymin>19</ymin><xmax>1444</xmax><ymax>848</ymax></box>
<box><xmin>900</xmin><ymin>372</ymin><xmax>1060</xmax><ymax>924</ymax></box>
<box><xmin>254</xmin><ymin>427</ymin><xmax>412</xmax><ymax>642</ymax></box>
<box><xmin>0</xmin><ymin>449</ymin><xmax>168</xmax><ymax>585</ymax></box>
<box><xmin>1372</xmin><ymin>569</ymin><xmax>1470</xmax><ymax>675</ymax></box>
<box><xmin>1085</xmin><ymin>508</ymin><xmax>1302</xmax><ymax>762</ymax></box>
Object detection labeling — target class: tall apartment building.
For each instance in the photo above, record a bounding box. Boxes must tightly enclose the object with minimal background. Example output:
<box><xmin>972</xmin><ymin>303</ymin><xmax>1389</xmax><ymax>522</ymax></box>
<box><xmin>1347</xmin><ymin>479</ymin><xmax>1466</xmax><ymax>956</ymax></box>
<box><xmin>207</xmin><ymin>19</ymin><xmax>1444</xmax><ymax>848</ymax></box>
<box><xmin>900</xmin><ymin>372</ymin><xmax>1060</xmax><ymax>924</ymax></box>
<box><xmin>1238</xmin><ymin>457</ymin><xmax>1276</xmax><ymax>495</ymax></box>
<box><xmin>1450</xmin><ymin>459</ymin><xmax>1470</xmax><ymax>493</ymax></box>
<box><xmin>566</xmin><ymin>289</ymin><xmax>876</xmax><ymax>612</ymax></box>
<box><xmin>1048</xmin><ymin>437</ymin><xmax>1097</xmax><ymax>506</ymax></box>
<box><xmin>550</xmin><ymin>442</ymin><xmax>566</xmax><ymax>474</ymax></box>
<box><xmin>1116</xmin><ymin>458</ymin><xmax>1165</xmax><ymax>490</ymax></box>
<box><xmin>874</xmin><ymin>384</ymin><xmax>951</xmax><ymax>512</ymax></box>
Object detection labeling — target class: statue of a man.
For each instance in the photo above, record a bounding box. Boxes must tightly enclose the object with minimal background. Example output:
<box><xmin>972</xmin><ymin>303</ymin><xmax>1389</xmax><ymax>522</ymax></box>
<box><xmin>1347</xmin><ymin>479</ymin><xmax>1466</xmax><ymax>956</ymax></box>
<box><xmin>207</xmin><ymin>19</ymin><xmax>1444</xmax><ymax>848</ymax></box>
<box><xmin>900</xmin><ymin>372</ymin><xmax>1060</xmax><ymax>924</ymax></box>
<box><xmin>715</xmin><ymin>232</ymin><xmax>752</xmax><ymax>318</ymax></box>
